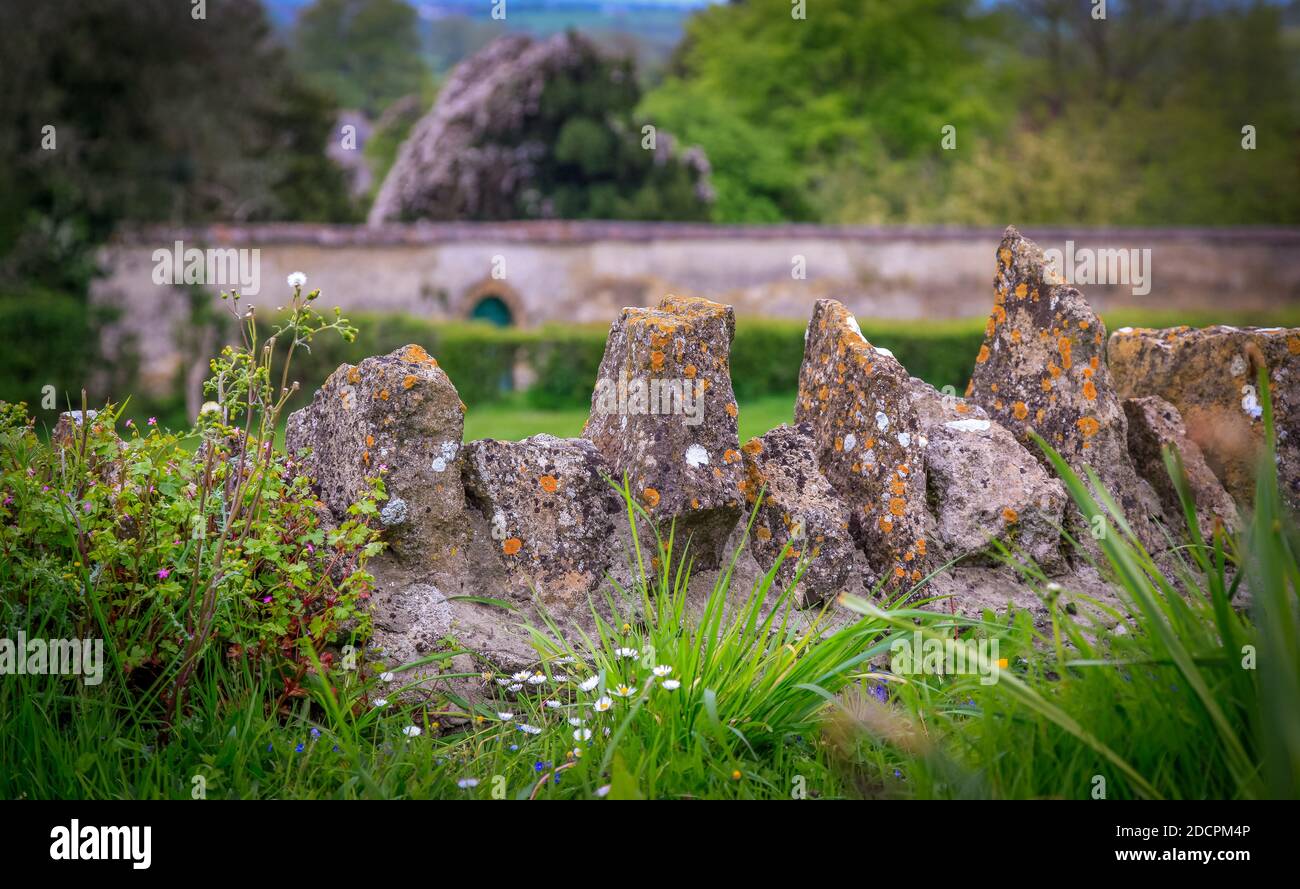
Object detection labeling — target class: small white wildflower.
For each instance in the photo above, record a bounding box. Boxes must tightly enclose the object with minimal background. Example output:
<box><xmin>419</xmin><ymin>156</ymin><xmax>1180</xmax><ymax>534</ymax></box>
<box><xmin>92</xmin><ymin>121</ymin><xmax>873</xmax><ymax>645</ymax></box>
<box><xmin>596</xmin><ymin>784</ymin><xmax>612</xmax><ymax>797</ymax></box>
<box><xmin>527</xmin><ymin>672</ymin><xmax>547</xmax><ymax>685</ymax></box>
<box><xmin>457</xmin><ymin>777</ymin><xmax>479</xmax><ymax>789</ymax></box>
<box><xmin>544</xmin><ymin>699</ymin><xmax>562</xmax><ymax>709</ymax></box>
<box><xmin>379</xmin><ymin>671</ymin><xmax>394</xmax><ymax>682</ymax></box>
<box><xmin>594</xmin><ymin>696</ymin><xmax>613</xmax><ymax>712</ymax></box>
<box><xmin>574</xmin><ymin>728</ymin><xmax>593</xmax><ymax>741</ymax></box>
<box><xmin>496</xmin><ymin>711</ymin><xmax>514</xmax><ymax>721</ymax></box>
<box><xmin>402</xmin><ymin>725</ymin><xmax>422</xmax><ymax>737</ymax></box>
<box><xmin>287</xmin><ymin>271</ymin><xmax>307</xmax><ymax>289</ymax></box>
<box><xmin>372</xmin><ymin>698</ymin><xmax>389</xmax><ymax>708</ymax></box>
<box><xmin>510</xmin><ymin>670</ymin><xmax>531</xmax><ymax>682</ymax></box>
<box><xmin>568</xmin><ymin>716</ymin><xmax>584</xmax><ymax>727</ymax></box>
<box><xmin>662</xmin><ymin>679</ymin><xmax>681</xmax><ymax>690</ymax></box>
<box><xmin>494</xmin><ymin>678</ymin><xmax>511</xmax><ymax>686</ymax></box>
<box><xmin>517</xmin><ymin>723</ymin><xmax>543</xmax><ymax>735</ymax></box>
<box><xmin>610</xmin><ymin>684</ymin><xmax>635</xmax><ymax>698</ymax></box>
<box><xmin>615</xmin><ymin>647</ymin><xmax>638</xmax><ymax>659</ymax></box>
<box><xmin>579</xmin><ymin>675</ymin><xmax>600</xmax><ymax>692</ymax></box>
<box><xmin>652</xmin><ymin>665</ymin><xmax>672</xmax><ymax>677</ymax></box>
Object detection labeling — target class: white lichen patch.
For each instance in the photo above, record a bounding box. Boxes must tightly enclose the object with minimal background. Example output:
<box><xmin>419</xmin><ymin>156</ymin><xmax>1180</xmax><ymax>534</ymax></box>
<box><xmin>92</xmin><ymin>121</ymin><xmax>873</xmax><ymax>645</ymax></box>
<box><xmin>1242</xmin><ymin>385</ymin><xmax>1263</xmax><ymax>420</ymax></box>
<box><xmin>875</xmin><ymin>411</ymin><xmax>890</xmax><ymax>432</ymax></box>
<box><xmin>944</xmin><ymin>419</ymin><xmax>992</xmax><ymax>433</ymax></box>
<box><xmin>685</xmin><ymin>443</ymin><xmax>710</xmax><ymax>468</ymax></box>
<box><xmin>896</xmin><ymin>432</ymin><xmax>911</xmax><ymax>448</ymax></box>
<box><xmin>843</xmin><ymin>433</ymin><xmax>857</xmax><ymax>452</ymax></box>
<box><xmin>1230</xmin><ymin>354</ymin><xmax>1247</xmax><ymax>377</ymax></box>
<box><xmin>431</xmin><ymin>440</ymin><xmax>459</xmax><ymax>472</ymax></box>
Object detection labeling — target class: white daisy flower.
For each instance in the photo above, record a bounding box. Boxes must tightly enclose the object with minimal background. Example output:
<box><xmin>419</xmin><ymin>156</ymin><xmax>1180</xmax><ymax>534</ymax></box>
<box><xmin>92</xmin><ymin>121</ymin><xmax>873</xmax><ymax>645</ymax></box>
<box><xmin>517</xmin><ymin>723</ymin><xmax>543</xmax><ymax>735</ymax></box>
<box><xmin>510</xmin><ymin>670</ymin><xmax>531</xmax><ymax>683</ymax></box>
<box><xmin>457</xmin><ymin>778</ymin><xmax>479</xmax><ymax>789</ymax></box>
<box><xmin>544</xmin><ymin>699</ymin><xmax>562</xmax><ymax>709</ymax></box>
<box><xmin>287</xmin><ymin>271</ymin><xmax>308</xmax><ymax>289</ymax></box>
<box><xmin>507</xmin><ymin>683</ymin><xmax>523</xmax><ymax>692</ymax></box>
<box><xmin>568</xmin><ymin>716</ymin><xmax>584</xmax><ymax>727</ymax></box>
<box><xmin>380</xmin><ymin>671</ymin><xmax>395</xmax><ymax>682</ymax></box>
<box><xmin>662</xmin><ymin>679</ymin><xmax>681</xmax><ymax>690</ymax></box>
<box><xmin>652</xmin><ymin>665</ymin><xmax>672</xmax><ymax>677</ymax></box>
<box><xmin>615</xmin><ymin>647</ymin><xmax>638</xmax><ymax>659</ymax></box>
<box><xmin>553</xmin><ymin>673</ymin><xmax>569</xmax><ymax>682</ymax></box>
<box><xmin>402</xmin><ymin>725</ymin><xmax>422</xmax><ymax>737</ymax></box>
<box><xmin>579</xmin><ymin>675</ymin><xmax>600</xmax><ymax>692</ymax></box>
<box><xmin>603</xmin><ymin>727</ymin><xmax>612</xmax><ymax>736</ymax></box>
<box><xmin>611</xmin><ymin>684</ymin><xmax>635</xmax><ymax>698</ymax></box>
<box><xmin>527</xmin><ymin>672</ymin><xmax>547</xmax><ymax>685</ymax></box>
<box><xmin>372</xmin><ymin>698</ymin><xmax>389</xmax><ymax>708</ymax></box>
<box><xmin>573</xmin><ymin>728</ymin><xmax>593</xmax><ymax>741</ymax></box>
<box><xmin>494</xmin><ymin>678</ymin><xmax>511</xmax><ymax>686</ymax></box>
<box><xmin>496</xmin><ymin>711</ymin><xmax>514</xmax><ymax>721</ymax></box>
<box><xmin>593</xmin><ymin>696</ymin><xmax>613</xmax><ymax>712</ymax></box>
<box><xmin>571</xmin><ymin>747</ymin><xmax>584</xmax><ymax>758</ymax></box>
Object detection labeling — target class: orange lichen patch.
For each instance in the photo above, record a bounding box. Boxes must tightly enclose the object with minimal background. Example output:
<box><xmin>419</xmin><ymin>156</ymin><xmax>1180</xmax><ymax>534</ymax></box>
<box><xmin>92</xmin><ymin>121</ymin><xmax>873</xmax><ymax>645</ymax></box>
<box><xmin>379</xmin><ymin>388</ymin><xmax>390</xmax><ymax>401</ymax></box>
<box><xmin>723</xmin><ymin>449</ymin><xmax>741</xmax><ymax>465</ymax></box>
<box><xmin>1001</xmin><ymin>507</ymin><xmax>1019</xmax><ymax>524</ymax></box>
<box><xmin>742</xmin><ymin>438</ymin><xmax>763</xmax><ymax>456</ymax></box>
<box><xmin>1090</xmin><ymin>355</ymin><xmax>1100</xmax><ymax>370</ymax></box>
<box><xmin>684</xmin><ymin>364</ymin><xmax>698</xmax><ymax>379</ymax></box>
<box><xmin>1077</xmin><ymin>416</ymin><xmax>1101</xmax><ymax>438</ymax></box>
<box><xmin>889</xmin><ymin>478</ymin><xmax>906</xmax><ymax>496</ymax></box>
<box><xmin>650</xmin><ymin>351</ymin><xmax>666</xmax><ymax>372</ymax></box>
<box><xmin>964</xmin><ymin>379</ymin><xmax>974</xmax><ymax>397</ymax></box>
<box><xmin>1082</xmin><ymin>380</ymin><xmax>1098</xmax><ymax>401</ymax></box>
<box><xmin>993</xmin><ymin>399</ymin><xmax>1004</xmax><ymax>411</ymax></box>
<box><xmin>756</xmin><ymin>526</ymin><xmax>772</xmax><ymax>541</ymax></box>
<box><xmin>889</xmin><ymin>498</ymin><xmax>907</xmax><ymax>517</ymax></box>
<box><xmin>347</xmin><ymin>367</ymin><xmax>361</xmax><ymax>384</ymax></box>
<box><xmin>539</xmin><ymin>474</ymin><xmax>559</xmax><ymax>493</ymax></box>
<box><xmin>955</xmin><ymin>402</ymin><xmax>970</xmax><ymax>414</ymax></box>
<box><xmin>817</xmin><ymin>385</ymin><xmax>830</xmax><ymax>403</ymax></box>
<box><xmin>1010</xmin><ymin>329</ymin><xmax>1022</xmax><ymax>344</ymax></box>
<box><xmin>976</xmin><ymin>344</ymin><xmax>991</xmax><ymax>364</ymax></box>
<box><xmin>1048</xmin><ymin>362</ymin><xmax>1062</xmax><ymax>379</ymax></box>
<box><xmin>1036</xmin><ymin>408</ymin><xmax>1045</xmax><ymax>423</ymax></box>
<box><xmin>1013</xmin><ymin>401</ymin><xmax>1029</xmax><ymax>421</ymax></box>
<box><xmin>1078</xmin><ymin>320</ymin><xmax>1090</xmax><ymax>330</ymax></box>
<box><xmin>402</xmin><ymin>374</ymin><xmax>417</xmax><ymax>390</ymax></box>
<box><xmin>402</xmin><ymin>344</ymin><xmax>439</xmax><ymax>366</ymax></box>
<box><xmin>894</xmin><ymin>565</ymin><xmax>907</xmax><ymax>579</ymax></box>
<box><xmin>992</xmin><ymin>304</ymin><xmax>1007</xmax><ymax>326</ymax></box>
<box><xmin>365</xmin><ymin>434</ymin><xmax>375</xmax><ymax>448</ymax></box>
<box><xmin>985</xmin><ymin>316</ymin><xmax>996</xmax><ymax>337</ymax></box>
<box><xmin>999</xmin><ymin>247</ymin><xmax>1013</xmax><ymax>267</ymax></box>
<box><xmin>1041</xmin><ymin>377</ymin><xmax>1053</xmax><ymax>393</ymax></box>
<box><xmin>1014</xmin><ymin>283</ymin><xmax>1028</xmax><ymax>299</ymax></box>
<box><xmin>1288</xmin><ymin>336</ymin><xmax>1300</xmax><ymax>356</ymax></box>
<box><xmin>834</xmin><ymin>436</ymin><xmax>844</xmax><ymax>452</ymax></box>
<box><xmin>691</xmin><ymin>497</ymin><xmax>701</xmax><ymax>510</ymax></box>
<box><xmin>503</xmin><ymin>538</ymin><xmax>522</xmax><ymax>556</ymax></box>
<box><xmin>1031</xmin><ymin>288</ymin><xmax>1040</xmax><ymax>302</ymax></box>
<box><xmin>878</xmin><ymin>517</ymin><xmax>894</xmax><ymax>533</ymax></box>
<box><xmin>915</xmin><ymin>538</ymin><xmax>927</xmax><ymax>556</ymax></box>
<box><xmin>911</xmin><ymin>569</ymin><xmax>923</xmax><ymax>583</ymax></box>
<box><xmin>1057</xmin><ymin>336</ymin><xmax>1073</xmax><ymax>370</ymax></box>
<box><xmin>725</xmin><ymin>402</ymin><xmax>738</xmax><ymax>418</ymax></box>
<box><xmin>362</xmin><ymin>450</ymin><xmax>370</xmax><ymax>466</ymax></box>
<box><xmin>904</xmin><ymin>550</ymin><xmax>914</xmax><ymax>562</ymax></box>
<box><xmin>990</xmin><ymin>382</ymin><xmax>1000</xmax><ymax>394</ymax></box>
<box><xmin>642</xmin><ymin>487</ymin><xmax>661</xmax><ymax>508</ymax></box>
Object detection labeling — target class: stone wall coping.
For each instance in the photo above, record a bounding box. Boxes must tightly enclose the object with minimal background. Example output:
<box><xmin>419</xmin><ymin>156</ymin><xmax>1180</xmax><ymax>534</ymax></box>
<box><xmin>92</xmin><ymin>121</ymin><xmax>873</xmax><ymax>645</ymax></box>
<box><xmin>108</xmin><ymin>221</ymin><xmax>1300</xmax><ymax>247</ymax></box>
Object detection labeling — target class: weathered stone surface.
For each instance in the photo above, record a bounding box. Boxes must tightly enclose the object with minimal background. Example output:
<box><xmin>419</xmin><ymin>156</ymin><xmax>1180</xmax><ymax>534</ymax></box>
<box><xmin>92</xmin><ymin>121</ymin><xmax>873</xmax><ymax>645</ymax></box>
<box><xmin>52</xmin><ymin>410</ymin><xmax>99</xmax><ymax>450</ymax></box>
<box><xmin>1123</xmin><ymin>396</ymin><xmax>1240</xmax><ymax>539</ymax></box>
<box><xmin>285</xmin><ymin>344</ymin><xmax>465</xmax><ymax>563</ymax></box>
<box><xmin>368</xmin><ymin>32</ymin><xmax>710</xmax><ymax>224</ymax></box>
<box><xmin>368</xmin><ymin>581</ymin><xmax>454</xmax><ymax>693</ymax></box>
<box><xmin>795</xmin><ymin>299</ymin><xmax>928</xmax><ymax>592</ymax></box>
<box><xmin>462</xmin><ymin>434</ymin><xmax>624</xmax><ymax>609</ymax></box>
<box><xmin>1109</xmin><ymin>325</ymin><xmax>1300</xmax><ymax>512</ymax></box>
<box><xmin>739</xmin><ymin>423</ymin><xmax>856</xmax><ymax>606</ymax></box>
<box><xmin>583</xmin><ymin>295</ymin><xmax>744</xmax><ymax>570</ymax></box>
<box><xmin>905</xmin><ymin>377</ymin><xmax>1066</xmax><ymax>571</ymax></box>
<box><xmin>967</xmin><ymin>227</ymin><xmax>1162</xmax><ymax>550</ymax></box>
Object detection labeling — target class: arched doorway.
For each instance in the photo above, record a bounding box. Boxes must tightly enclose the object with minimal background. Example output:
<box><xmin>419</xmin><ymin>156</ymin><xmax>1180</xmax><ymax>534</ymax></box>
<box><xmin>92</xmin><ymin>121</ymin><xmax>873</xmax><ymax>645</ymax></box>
<box><xmin>469</xmin><ymin>294</ymin><xmax>514</xmax><ymax>327</ymax></box>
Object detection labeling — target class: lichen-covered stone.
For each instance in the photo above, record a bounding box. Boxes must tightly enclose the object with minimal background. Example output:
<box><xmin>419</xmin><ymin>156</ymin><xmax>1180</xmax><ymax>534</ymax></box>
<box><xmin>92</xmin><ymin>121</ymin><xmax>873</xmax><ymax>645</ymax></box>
<box><xmin>739</xmin><ymin>423</ymin><xmax>855</xmax><ymax>606</ymax></box>
<box><xmin>285</xmin><ymin>344</ymin><xmax>465</xmax><ymax>562</ymax></box>
<box><xmin>967</xmin><ymin>227</ymin><xmax>1162</xmax><ymax>550</ymax></box>
<box><xmin>1122</xmin><ymin>395</ymin><xmax>1240</xmax><ymax>540</ymax></box>
<box><xmin>583</xmin><ymin>294</ymin><xmax>744</xmax><ymax>570</ymax></box>
<box><xmin>795</xmin><ymin>299</ymin><xmax>927</xmax><ymax>592</ymax></box>
<box><xmin>368</xmin><ymin>581</ymin><xmax>454</xmax><ymax>694</ymax></box>
<box><xmin>1109</xmin><ymin>325</ymin><xmax>1300</xmax><ymax>512</ymax></box>
<box><xmin>462</xmin><ymin>434</ymin><xmax>623</xmax><ymax>609</ymax></box>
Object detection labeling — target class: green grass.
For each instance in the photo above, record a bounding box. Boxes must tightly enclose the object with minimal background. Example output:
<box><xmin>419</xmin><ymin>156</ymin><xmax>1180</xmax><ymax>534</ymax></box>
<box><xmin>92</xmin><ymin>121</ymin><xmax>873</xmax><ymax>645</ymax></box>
<box><xmin>463</xmin><ymin>391</ymin><xmax>795</xmax><ymax>442</ymax></box>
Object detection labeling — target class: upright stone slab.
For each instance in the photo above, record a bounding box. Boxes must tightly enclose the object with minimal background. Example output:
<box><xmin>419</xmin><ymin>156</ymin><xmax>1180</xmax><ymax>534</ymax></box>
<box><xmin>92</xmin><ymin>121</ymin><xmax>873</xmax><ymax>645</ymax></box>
<box><xmin>285</xmin><ymin>344</ymin><xmax>465</xmax><ymax>563</ymax></box>
<box><xmin>967</xmin><ymin>227</ymin><xmax>1162</xmax><ymax>551</ymax></box>
<box><xmin>1123</xmin><ymin>396</ymin><xmax>1240</xmax><ymax>540</ymax></box>
<box><xmin>795</xmin><ymin>299</ymin><xmax>927</xmax><ymax>592</ymax></box>
<box><xmin>1109</xmin><ymin>325</ymin><xmax>1300</xmax><ymax>512</ymax></box>
<box><xmin>739</xmin><ymin>424</ymin><xmax>856</xmax><ymax>606</ymax></box>
<box><xmin>462</xmin><ymin>434</ymin><xmax>623</xmax><ymax>609</ymax></box>
<box><xmin>583</xmin><ymin>295</ymin><xmax>744</xmax><ymax>570</ymax></box>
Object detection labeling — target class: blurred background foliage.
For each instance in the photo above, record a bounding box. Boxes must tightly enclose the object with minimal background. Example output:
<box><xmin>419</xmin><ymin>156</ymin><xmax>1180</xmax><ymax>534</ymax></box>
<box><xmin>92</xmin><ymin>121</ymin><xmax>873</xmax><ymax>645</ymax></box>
<box><xmin>0</xmin><ymin>0</ymin><xmax>1296</xmax><ymax>423</ymax></box>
